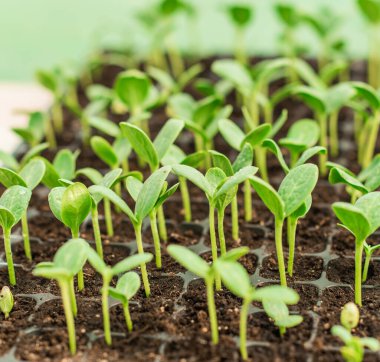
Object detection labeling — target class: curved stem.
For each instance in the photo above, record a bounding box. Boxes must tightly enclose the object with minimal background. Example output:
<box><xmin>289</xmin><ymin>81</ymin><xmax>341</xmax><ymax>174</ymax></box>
<box><xmin>231</xmin><ymin>195</ymin><xmax>239</xmax><ymax>241</ymax></box>
<box><xmin>123</xmin><ymin>301</ymin><xmax>133</xmax><ymax>332</ymax></box>
<box><xmin>134</xmin><ymin>224</ymin><xmax>151</xmax><ymax>297</ymax></box>
<box><xmin>59</xmin><ymin>280</ymin><xmax>76</xmax><ymax>355</ymax></box>
<box><xmin>104</xmin><ymin>198</ymin><xmax>114</xmax><ymax>237</ymax></box>
<box><xmin>217</xmin><ymin>209</ymin><xmax>227</xmax><ymax>256</ymax></box>
<box><xmin>206</xmin><ymin>278</ymin><xmax>219</xmax><ymax>345</ymax></box>
<box><xmin>149</xmin><ymin>210</ymin><xmax>162</xmax><ymax>268</ymax></box>
<box><xmin>209</xmin><ymin>205</ymin><xmax>221</xmax><ymax>290</ymax></box>
<box><xmin>69</xmin><ymin>278</ymin><xmax>77</xmax><ymax>317</ymax></box>
<box><xmin>256</xmin><ymin>147</ymin><xmax>269</xmax><ymax>182</ymax></box>
<box><xmin>157</xmin><ymin>205</ymin><xmax>167</xmax><ymax>242</ymax></box>
<box><xmin>3</xmin><ymin>228</ymin><xmax>16</xmax><ymax>286</ymax></box>
<box><xmin>240</xmin><ymin>298</ymin><xmax>250</xmax><ymax>360</ymax></box>
<box><xmin>179</xmin><ymin>176</ymin><xmax>191</xmax><ymax>222</ymax></box>
<box><xmin>72</xmin><ymin>230</ymin><xmax>84</xmax><ymax>292</ymax></box>
<box><xmin>287</xmin><ymin>217</ymin><xmax>297</xmax><ymax>277</ymax></box>
<box><xmin>329</xmin><ymin>111</ymin><xmax>339</xmax><ymax>158</ymax></box>
<box><xmin>362</xmin><ymin>249</ymin><xmax>372</xmax><ymax>283</ymax></box>
<box><xmin>21</xmin><ymin>210</ymin><xmax>32</xmax><ymax>260</ymax></box>
<box><xmin>243</xmin><ymin>179</ymin><xmax>252</xmax><ymax>222</ymax></box>
<box><xmin>318</xmin><ymin>113</ymin><xmax>328</xmax><ymax>176</ymax></box>
<box><xmin>275</xmin><ymin>218</ymin><xmax>287</xmax><ymax>287</ymax></box>
<box><xmin>91</xmin><ymin>207</ymin><xmax>103</xmax><ymax>259</ymax></box>
<box><xmin>102</xmin><ymin>276</ymin><xmax>112</xmax><ymax>345</ymax></box>
<box><xmin>355</xmin><ymin>239</ymin><xmax>364</xmax><ymax>306</ymax></box>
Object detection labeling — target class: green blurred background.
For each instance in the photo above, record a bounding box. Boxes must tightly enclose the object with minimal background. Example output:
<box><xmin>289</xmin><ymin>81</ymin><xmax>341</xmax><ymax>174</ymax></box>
<box><xmin>0</xmin><ymin>0</ymin><xmax>366</xmax><ymax>81</ymax></box>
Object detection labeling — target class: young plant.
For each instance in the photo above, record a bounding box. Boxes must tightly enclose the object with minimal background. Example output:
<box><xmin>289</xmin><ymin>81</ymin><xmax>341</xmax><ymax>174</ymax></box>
<box><xmin>121</xmin><ymin>118</ymin><xmax>184</xmax><ymax>241</ymax></box>
<box><xmin>167</xmin><ymin>244</ymin><xmax>249</xmax><ymax>345</ymax></box>
<box><xmin>0</xmin><ymin>185</ymin><xmax>31</xmax><ymax>285</ymax></box>
<box><xmin>331</xmin><ymin>302</ymin><xmax>380</xmax><ymax>361</ymax></box>
<box><xmin>215</xmin><ymin>258</ymin><xmax>301</xmax><ymax>360</ymax></box>
<box><xmin>332</xmin><ymin>192</ymin><xmax>380</xmax><ymax>305</ymax></box>
<box><xmin>33</xmin><ymin>238</ymin><xmax>89</xmax><ymax>355</ymax></box>
<box><xmin>48</xmin><ymin>182</ymin><xmax>92</xmax><ymax>291</ymax></box>
<box><xmin>250</xmin><ymin>164</ymin><xmax>319</xmax><ymax>285</ymax></box>
<box><xmin>0</xmin><ymin>286</ymin><xmax>14</xmax><ymax>319</ymax></box>
<box><xmin>108</xmin><ymin>272</ymin><xmax>141</xmax><ymax>332</ymax></box>
<box><xmin>12</xmin><ymin>111</ymin><xmax>45</xmax><ymax>148</ymax></box>
<box><xmin>172</xmin><ymin>164</ymin><xmax>257</xmax><ymax>289</ymax></box>
<box><xmin>126</xmin><ymin>175</ymin><xmax>178</xmax><ymax>268</ymax></box>
<box><xmin>89</xmin><ymin>166</ymin><xmax>171</xmax><ymax>297</ymax></box>
<box><xmin>87</xmin><ymin>247</ymin><xmax>152</xmax><ymax>345</ymax></box>
<box><xmin>0</xmin><ymin>159</ymin><xmax>46</xmax><ymax>260</ymax></box>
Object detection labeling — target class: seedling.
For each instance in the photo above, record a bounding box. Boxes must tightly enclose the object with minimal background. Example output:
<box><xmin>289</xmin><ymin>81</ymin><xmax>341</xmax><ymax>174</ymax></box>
<box><xmin>121</xmin><ymin>119</ymin><xmax>184</xmax><ymax>241</ymax></box>
<box><xmin>250</xmin><ymin>164</ymin><xmax>319</xmax><ymax>285</ymax></box>
<box><xmin>362</xmin><ymin>241</ymin><xmax>380</xmax><ymax>283</ymax></box>
<box><xmin>48</xmin><ymin>182</ymin><xmax>92</xmax><ymax>290</ymax></box>
<box><xmin>167</xmin><ymin>244</ymin><xmax>249</xmax><ymax>345</ymax></box>
<box><xmin>108</xmin><ymin>272</ymin><xmax>141</xmax><ymax>332</ymax></box>
<box><xmin>214</xmin><ymin>258</ymin><xmax>301</xmax><ymax>360</ymax></box>
<box><xmin>161</xmin><ymin>145</ymin><xmax>205</xmax><ymax>222</ymax></box>
<box><xmin>12</xmin><ymin>112</ymin><xmax>45</xmax><ymax>148</ymax></box>
<box><xmin>89</xmin><ymin>166</ymin><xmax>171</xmax><ymax>297</ymax></box>
<box><xmin>33</xmin><ymin>238</ymin><xmax>89</xmax><ymax>355</ymax></box>
<box><xmin>332</xmin><ymin>192</ymin><xmax>380</xmax><ymax>305</ymax></box>
<box><xmin>87</xmin><ymin>247</ymin><xmax>152</xmax><ymax>345</ymax></box>
<box><xmin>126</xmin><ymin>175</ymin><xmax>178</xmax><ymax>268</ymax></box>
<box><xmin>0</xmin><ymin>158</ymin><xmax>46</xmax><ymax>260</ymax></box>
<box><xmin>331</xmin><ymin>302</ymin><xmax>380</xmax><ymax>361</ymax></box>
<box><xmin>172</xmin><ymin>164</ymin><xmax>257</xmax><ymax>289</ymax></box>
<box><xmin>0</xmin><ymin>286</ymin><xmax>14</xmax><ymax>318</ymax></box>
<box><xmin>0</xmin><ymin>185</ymin><xmax>31</xmax><ymax>285</ymax></box>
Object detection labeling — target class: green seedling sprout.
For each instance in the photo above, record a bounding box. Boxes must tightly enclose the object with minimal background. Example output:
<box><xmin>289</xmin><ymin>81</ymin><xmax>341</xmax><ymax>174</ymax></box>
<box><xmin>108</xmin><ymin>272</ymin><xmax>141</xmax><ymax>332</ymax></box>
<box><xmin>121</xmin><ymin>119</ymin><xmax>184</xmax><ymax>242</ymax></box>
<box><xmin>210</xmin><ymin>144</ymin><xmax>254</xmax><ymax>240</ymax></box>
<box><xmin>48</xmin><ymin>182</ymin><xmax>92</xmax><ymax>291</ymax></box>
<box><xmin>331</xmin><ymin>302</ymin><xmax>380</xmax><ymax>361</ymax></box>
<box><xmin>87</xmin><ymin>247</ymin><xmax>152</xmax><ymax>345</ymax></box>
<box><xmin>215</xmin><ymin>258</ymin><xmax>301</xmax><ymax>359</ymax></box>
<box><xmin>161</xmin><ymin>145</ymin><xmax>205</xmax><ymax>222</ymax></box>
<box><xmin>126</xmin><ymin>175</ymin><xmax>178</xmax><ymax>268</ymax></box>
<box><xmin>89</xmin><ymin>166</ymin><xmax>171</xmax><ymax>297</ymax></box>
<box><xmin>0</xmin><ymin>158</ymin><xmax>46</xmax><ymax>260</ymax></box>
<box><xmin>168</xmin><ymin>244</ymin><xmax>249</xmax><ymax>345</ymax></box>
<box><xmin>33</xmin><ymin>238</ymin><xmax>89</xmax><ymax>355</ymax></box>
<box><xmin>172</xmin><ymin>164</ymin><xmax>257</xmax><ymax>289</ymax></box>
<box><xmin>332</xmin><ymin>192</ymin><xmax>380</xmax><ymax>305</ymax></box>
<box><xmin>0</xmin><ymin>286</ymin><xmax>14</xmax><ymax>319</ymax></box>
<box><xmin>362</xmin><ymin>241</ymin><xmax>380</xmax><ymax>283</ymax></box>
<box><xmin>0</xmin><ymin>185</ymin><xmax>31</xmax><ymax>285</ymax></box>
<box><xmin>225</xmin><ymin>4</ymin><xmax>253</xmax><ymax>64</ymax></box>
<box><xmin>250</xmin><ymin>164</ymin><xmax>319</xmax><ymax>285</ymax></box>
<box><xmin>12</xmin><ymin>112</ymin><xmax>45</xmax><ymax>148</ymax></box>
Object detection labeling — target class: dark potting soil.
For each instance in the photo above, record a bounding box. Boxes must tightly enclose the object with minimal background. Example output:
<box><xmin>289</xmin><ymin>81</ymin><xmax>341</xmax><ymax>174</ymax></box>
<box><xmin>1</xmin><ymin>57</ymin><xmax>380</xmax><ymax>362</ymax></box>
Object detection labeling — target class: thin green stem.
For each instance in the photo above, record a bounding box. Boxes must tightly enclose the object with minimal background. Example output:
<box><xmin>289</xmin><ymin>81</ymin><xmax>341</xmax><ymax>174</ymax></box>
<box><xmin>206</xmin><ymin>278</ymin><xmax>219</xmax><ymax>345</ymax></box>
<box><xmin>179</xmin><ymin>176</ymin><xmax>191</xmax><ymax>222</ymax></box>
<box><xmin>318</xmin><ymin>113</ymin><xmax>328</xmax><ymax>176</ymax></box>
<box><xmin>134</xmin><ymin>224</ymin><xmax>151</xmax><ymax>297</ymax></box>
<box><xmin>256</xmin><ymin>147</ymin><xmax>269</xmax><ymax>182</ymax></box>
<box><xmin>231</xmin><ymin>195</ymin><xmax>239</xmax><ymax>241</ymax></box>
<box><xmin>275</xmin><ymin>218</ymin><xmax>287</xmax><ymax>287</ymax></box>
<box><xmin>102</xmin><ymin>275</ymin><xmax>112</xmax><ymax>345</ymax></box>
<box><xmin>287</xmin><ymin>217</ymin><xmax>297</xmax><ymax>277</ymax></box>
<box><xmin>243</xmin><ymin>179</ymin><xmax>252</xmax><ymax>222</ymax></box>
<box><xmin>279</xmin><ymin>326</ymin><xmax>286</xmax><ymax>336</ymax></box>
<box><xmin>355</xmin><ymin>239</ymin><xmax>364</xmax><ymax>306</ymax></box>
<box><xmin>45</xmin><ymin>115</ymin><xmax>57</xmax><ymax>149</ymax></box>
<box><xmin>3</xmin><ymin>228</ymin><xmax>16</xmax><ymax>286</ymax></box>
<box><xmin>69</xmin><ymin>278</ymin><xmax>77</xmax><ymax>317</ymax></box>
<box><xmin>91</xmin><ymin>207</ymin><xmax>103</xmax><ymax>258</ymax></box>
<box><xmin>240</xmin><ymin>298</ymin><xmax>250</xmax><ymax>360</ymax></box>
<box><xmin>209</xmin><ymin>205</ymin><xmax>221</xmax><ymax>290</ymax></box>
<box><xmin>217</xmin><ymin>209</ymin><xmax>227</xmax><ymax>256</ymax></box>
<box><xmin>157</xmin><ymin>205</ymin><xmax>167</xmax><ymax>242</ymax></box>
<box><xmin>104</xmin><ymin>198</ymin><xmax>114</xmax><ymax>237</ymax></box>
<box><xmin>362</xmin><ymin>115</ymin><xmax>380</xmax><ymax>168</ymax></box>
<box><xmin>329</xmin><ymin>111</ymin><xmax>339</xmax><ymax>158</ymax></box>
<box><xmin>289</xmin><ymin>151</ymin><xmax>298</xmax><ymax>169</ymax></box>
<box><xmin>72</xmin><ymin>230</ymin><xmax>84</xmax><ymax>292</ymax></box>
<box><xmin>59</xmin><ymin>280</ymin><xmax>76</xmax><ymax>355</ymax></box>
<box><xmin>114</xmin><ymin>181</ymin><xmax>122</xmax><ymax>213</ymax></box>
<box><xmin>123</xmin><ymin>302</ymin><xmax>133</xmax><ymax>332</ymax></box>
<box><xmin>362</xmin><ymin>249</ymin><xmax>372</xmax><ymax>283</ymax></box>
<box><xmin>149</xmin><ymin>210</ymin><xmax>162</xmax><ymax>268</ymax></box>
<box><xmin>52</xmin><ymin>100</ymin><xmax>63</xmax><ymax>134</ymax></box>
<box><xmin>21</xmin><ymin>210</ymin><xmax>32</xmax><ymax>260</ymax></box>
<box><xmin>235</xmin><ymin>27</ymin><xmax>246</xmax><ymax>65</ymax></box>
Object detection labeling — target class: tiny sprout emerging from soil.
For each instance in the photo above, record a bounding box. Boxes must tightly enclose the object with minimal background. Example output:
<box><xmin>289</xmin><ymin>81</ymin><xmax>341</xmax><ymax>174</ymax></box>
<box><xmin>0</xmin><ymin>286</ymin><xmax>14</xmax><ymax>318</ymax></box>
<box><xmin>332</xmin><ymin>302</ymin><xmax>380</xmax><ymax>362</ymax></box>
<box><xmin>108</xmin><ymin>272</ymin><xmax>141</xmax><ymax>332</ymax></box>
<box><xmin>250</xmin><ymin>164</ymin><xmax>319</xmax><ymax>285</ymax></box>
<box><xmin>49</xmin><ymin>182</ymin><xmax>92</xmax><ymax>291</ymax></box>
<box><xmin>87</xmin><ymin>247</ymin><xmax>152</xmax><ymax>345</ymax></box>
<box><xmin>12</xmin><ymin>111</ymin><xmax>45</xmax><ymax>148</ymax></box>
<box><xmin>0</xmin><ymin>185</ymin><xmax>32</xmax><ymax>285</ymax></box>
<box><xmin>33</xmin><ymin>238</ymin><xmax>89</xmax><ymax>355</ymax></box>
<box><xmin>332</xmin><ymin>192</ymin><xmax>380</xmax><ymax>306</ymax></box>
<box><xmin>0</xmin><ymin>158</ymin><xmax>46</xmax><ymax>260</ymax></box>
<box><xmin>168</xmin><ymin>244</ymin><xmax>249</xmax><ymax>345</ymax></box>
<box><xmin>89</xmin><ymin>166</ymin><xmax>171</xmax><ymax>297</ymax></box>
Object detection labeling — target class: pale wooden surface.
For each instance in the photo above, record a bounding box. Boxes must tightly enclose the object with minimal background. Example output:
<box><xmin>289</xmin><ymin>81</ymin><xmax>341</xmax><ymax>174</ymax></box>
<box><xmin>0</xmin><ymin>83</ymin><xmax>51</xmax><ymax>153</ymax></box>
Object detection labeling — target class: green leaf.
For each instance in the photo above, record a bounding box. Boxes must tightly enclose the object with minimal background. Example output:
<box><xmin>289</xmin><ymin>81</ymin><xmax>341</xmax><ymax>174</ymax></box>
<box><xmin>351</xmin><ymin>81</ymin><xmax>380</xmax><ymax>110</ymax></box>
<box><xmin>218</xmin><ymin>119</ymin><xmax>245</xmax><ymax>151</ymax></box>
<box><xmin>220</xmin><ymin>247</ymin><xmax>250</xmax><ymax>262</ymax></box>
<box><xmin>88</xmin><ymin>117</ymin><xmax>120</xmax><ymax>138</ymax></box>
<box><xmin>332</xmin><ymin>202</ymin><xmax>371</xmax><ymax>241</ymax></box>
<box><xmin>113</xmin><ymin>136</ymin><xmax>131</xmax><ymax>164</ymax></box>
<box><xmin>292</xmin><ymin>86</ymin><xmax>326</xmax><ymax>115</ymax></box>
<box><xmin>329</xmin><ymin>167</ymin><xmax>368</xmax><ymax>194</ymax></box>
<box><xmin>33</xmin><ymin>265</ymin><xmax>70</xmax><ymax>280</ymax></box>
<box><xmin>295</xmin><ymin>146</ymin><xmax>327</xmax><ymax>167</ymax></box>
<box><xmin>252</xmin><ymin>285</ymin><xmax>300</xmax><ymax>304</ymax></box>
<box><xmin>0</xmin><ymin>207</ymin><xmax>15</xmax><ymax>231</ymax></box>
<box><xmin>20</xmin><ymin>143</ymin><xmax>49</xmax><ymax>168</ymax></box>
<box><xmin>325</xmin><ymin>83</ymin><xmax>355</xmax><ymax>113</ymax></box>
<box><xmin>242</xmin><ymin>124</ymin><xmax>272</xmax><ymax>149</ymax></box>
<box><xmin>48</xmin><ymin>187</ymin><xmax>65</xmax><ymax>222</ymax></box>
<box><xmin>161</xmin><ymin>145</ymin><xmax>186</xmax><ymax>165</ymax></box>
<box><xmin>120</xmin><ymin>122</ymin><xmax>159</xmax><ymax>170</ymax></box>
<box><xmin>278</xmin><ymin>164</ymin><xmax>319</xmax><ymax>217</ymax></box>
<box><xmin>355</xmin><ymin>192</ymin><xmax>380</xmax><ymax>234</ymax></box>
<box><xmin>112</xmin><ymin>253</ymin><xmax>153</xmax><ymax>276</ymax></box>
<box><xmin>155</xmin><ymin>183</ymin><xmax>179</xmax><ymax>208</ymax></box>
<box><xmin>87</xmin><ymin>246</ymin><xmax>107</xmax><ymax>274</ymax></box>
<box><xmin>167</xmin><ymin>93</ymin><xmax>196</xmax><ymax>120</ymax></box>
<box><xmin>181</xmin><ymin>151</ymin><xmax>206</xmax><ymax>168</ymax></box>
<box><xmin>135</xmin><ymin>166</ymin><xmax>171</xmax><ymax>222</ymax></box>
<box><xmin>61</xmin><ymin>183</ymin><xmax>92</xmax><ymax>233</ymax></box>
<box><xmin>12</xmin><ymin>128</ymin><xmax>34</xmax><ymax>144</ymax></box>
<box><xmin>126</xmin><ymin>176</ymin><xmax>143</xmax><ymax>202</ymax></box>
<box><xmin>210</xmin><ymin>151</ymin><xmax>233</xmax><ymax>176</ymax></box>
<box><xmin>76</xmin><ymin>168</ymin><xmax>103</xmax><ymax>185</ymax></box>
<box><xmin>193</xmin><ymin>96</ymin><xmax>222</xmax><ymax>128</ymax></box>
<box><xmin>54</xmin><ymin>238</ymin><xmax>89</xmax><ymax>276</ymax></box>
<box><xmin>269</xmin><ymin>109</ymin><xmax>288</xmax><ymax>138</ymax></box>
<box><xmin>38</xmin><ymin>157</ymin><xmax>61</xmax><ymax>188</ymax></box>
<box><xmin>35</xmin><ymin>70</ymin><xmax>57</xmax><ymax>92</ymax></box>
<box><xmin>232</xmin><ymin>144</ymin><xmax>253</xmax><ymax>173</ymax></box>
<box><xmin>0</xmin><ymin>168</ymin><xmax>27</xmax><ymax>188</ymax></box>
<box><xmin>357</xmin><ymin>0</ymin><xmax>380</xmax><ymax>24</ymax></box>
<box><xmin>262</xmin><ymin>300</ymin><xmax>289</xmax><ymax>322</ymax></box>
<box><xmin>114</xmin><ymin>272</ymin><xmax>141</xmax><ymax>300</ymax></box>
<box><xmin>172</xmin><ymin>164</ymin><xmax>212</xmax><ymax>196</ymax></box>
<box><xmin>289</xmin><ymin>195</ymin><xmax>312</xmax><ymax>220</ymax></box>
<box><xmin>227</xmin><ymin>5</ymin><xmax>252</xmax><ymax>27</ymax></box>
<box><xmin>262</xmin><ymin>139</ymin><xmax>290</xmax><ymax>174</ymax></box>
<box><xmin>0</xmin><ymin>151</ymin><xmax>19</xmax><ymax>170</ymax></box>
<box><xmin>153</xmin><ymin>119</ymin><xmax>184</xmax><ymax>160</ymax></box>
<box><xmin>167</xmin><ymin>245</ymin><xmax>210</xmax><ymax>278</ymax></box>
<box><xmin>360</xmin><ymin>337</ymin><xmax>380</xmax><ymax>351</ymax></box>
<box><xmin>90</xmin><ymin>136</ymin><xmax>119</xmax><ymax>169</ymax></box>
<box><xmin>275</xmin><ymin>314</ymin><xmax>303</xmax><ymax>328</ymax></box>
<box><xmin>206</xmin><ymin>168</ymin><xmax>226</xmax><ymax>195</ymax></box>
<box><xmin>53</xmin><ymin>149</ymin><xmax>78</xmax><ymax>181</ymax></box>
<box><xmin>102</xmin><ymin>169</ymin><xmax>123</xmax><ymax>189</ymax></box>
<box><xmin>19</xmin><ymin>159</ymin><xmax>46</xmax><ymax>190</ymax></box>
<box><xmin>0</xmin><ymin>186</ymin><xmax>31</xmax><ymax>227</ymax></box>
<box><xmin>250</xmin><ymin>176</ymin><xmax>285</xmax><ymax>220</ymax></box>
<box><xmin>331</xmin><ymin>325</ymin><xmax>352</xmax><ymax>344</ymax></box>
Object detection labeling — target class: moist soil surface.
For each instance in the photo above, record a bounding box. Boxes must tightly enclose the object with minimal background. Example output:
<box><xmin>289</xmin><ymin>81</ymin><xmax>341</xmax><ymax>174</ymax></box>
<box><xmin>1</xmin><ymin>57</ymin><xmax>380</xmax><ymax>362</ymax></box>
